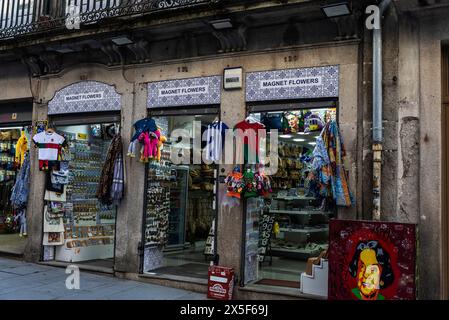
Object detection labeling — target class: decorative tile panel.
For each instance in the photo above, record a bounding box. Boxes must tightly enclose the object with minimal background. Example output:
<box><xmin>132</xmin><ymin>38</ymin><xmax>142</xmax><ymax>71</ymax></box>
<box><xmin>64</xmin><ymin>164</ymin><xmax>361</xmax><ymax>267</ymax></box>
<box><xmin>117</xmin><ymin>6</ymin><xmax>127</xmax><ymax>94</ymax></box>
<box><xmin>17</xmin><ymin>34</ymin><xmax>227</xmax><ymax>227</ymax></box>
<box><xmin>148</xmin><ymin>76</ymin><xmax>221</xmax><ymax>108</ymax></box>
<box><xmin>48</xmin><ymin>81</ymin><xmax>121</xmax><ymax>115</ymax></box>
<box><xmin>246</xmin><ymin>65</ymin><xmax>339</xmax><ymax>102</ymax></box>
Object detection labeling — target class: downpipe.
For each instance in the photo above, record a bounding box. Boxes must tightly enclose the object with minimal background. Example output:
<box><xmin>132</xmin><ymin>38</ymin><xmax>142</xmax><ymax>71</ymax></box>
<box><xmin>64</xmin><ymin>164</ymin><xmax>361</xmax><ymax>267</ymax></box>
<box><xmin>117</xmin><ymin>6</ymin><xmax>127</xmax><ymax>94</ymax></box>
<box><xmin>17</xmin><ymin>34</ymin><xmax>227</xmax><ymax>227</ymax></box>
<box><xmin>372</xmin><ymin>0</ymin><xmax>391</xmax><ymax>221</ymax></box>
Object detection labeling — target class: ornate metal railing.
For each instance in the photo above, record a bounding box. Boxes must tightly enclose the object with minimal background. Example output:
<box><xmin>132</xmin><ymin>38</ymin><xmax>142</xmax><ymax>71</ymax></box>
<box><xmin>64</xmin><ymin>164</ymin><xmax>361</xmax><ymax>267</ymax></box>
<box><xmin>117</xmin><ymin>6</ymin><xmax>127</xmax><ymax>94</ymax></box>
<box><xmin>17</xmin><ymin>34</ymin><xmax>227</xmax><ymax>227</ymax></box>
<box><xmin>0</xmin><ymin>0</ymin><xmax>214</xmax><ymax>40</ymax></box>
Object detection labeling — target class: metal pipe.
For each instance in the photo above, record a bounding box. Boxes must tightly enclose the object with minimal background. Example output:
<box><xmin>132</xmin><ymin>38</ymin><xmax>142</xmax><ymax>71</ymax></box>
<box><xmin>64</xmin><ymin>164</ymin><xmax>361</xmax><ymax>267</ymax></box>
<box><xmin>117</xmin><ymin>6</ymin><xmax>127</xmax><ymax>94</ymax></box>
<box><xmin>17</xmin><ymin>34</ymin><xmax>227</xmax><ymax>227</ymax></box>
<box><xmin>372</xmin><ymin>0</ymin><xmax>391</xmax><ymax>221</ymax></box>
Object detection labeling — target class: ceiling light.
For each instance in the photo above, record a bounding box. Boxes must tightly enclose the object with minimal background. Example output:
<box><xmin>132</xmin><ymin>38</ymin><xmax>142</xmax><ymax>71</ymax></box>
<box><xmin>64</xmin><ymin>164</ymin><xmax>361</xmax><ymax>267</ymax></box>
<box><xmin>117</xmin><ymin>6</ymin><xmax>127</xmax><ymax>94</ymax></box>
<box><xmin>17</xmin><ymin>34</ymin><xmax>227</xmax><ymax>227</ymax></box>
<box><xmin>294</xmin><ymin>138</ymin><xmax>306</xmax><ymax>142</ymax></box>
<box><xmin>280</xmin><ymin>134</ymin><xmax>293</xmax><ymax>139</ymax></box>
<box><xmin>297</xmin><ymin>132</ymin><xmax>307</xmax><ymax>135</ymax></box>
<box><xmin>308</xmin><ymin>142</ymin><xmax>317</xmax><ymax>146</ymax></box>
<box><xmin>111</xmin><ymin>36</ymin><xmax>133</xmax><ymax>45</ymax></box>
<box><xmin>210</xmin><ymin>18</ymin><xmax>233</xmax><ymax>30</ymax></box>
<box><xmin>321</xmin><ymin>2</ymin><xmax>351</xmax><ymax>18</ymax></box>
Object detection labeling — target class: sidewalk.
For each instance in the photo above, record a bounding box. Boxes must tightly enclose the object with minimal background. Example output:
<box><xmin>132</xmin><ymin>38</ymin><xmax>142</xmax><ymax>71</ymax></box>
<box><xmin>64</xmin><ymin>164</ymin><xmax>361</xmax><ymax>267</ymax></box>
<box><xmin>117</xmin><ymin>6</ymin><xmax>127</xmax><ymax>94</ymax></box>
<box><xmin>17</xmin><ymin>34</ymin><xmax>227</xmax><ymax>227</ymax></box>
<box><xmin>0</xmin><ymin>257</ymin><xmax>205</xmax><ymax>300</ymax></box>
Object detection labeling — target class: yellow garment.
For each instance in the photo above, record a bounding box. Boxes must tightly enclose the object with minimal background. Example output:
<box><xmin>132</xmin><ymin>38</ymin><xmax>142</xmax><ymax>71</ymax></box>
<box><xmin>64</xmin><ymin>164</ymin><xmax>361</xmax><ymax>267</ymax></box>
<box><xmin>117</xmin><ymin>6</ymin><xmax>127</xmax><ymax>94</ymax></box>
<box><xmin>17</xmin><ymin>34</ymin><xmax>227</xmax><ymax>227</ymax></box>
<box><xmin>15</xmin><ymin>132</ymin><xmax>28</xmax><ymax>166</ymax></box>
<box><xmin>273</xmin><ymin>222</ymin><xmax>280</xmax><ymax>235</ymax></box>
<box><xmin>157</xmin><ymin>135</ymin><xmax>167</xmax><ymax>161</ymax></box>
<box><xmin>156</xmin><ymin>127</ymin><xmax>167</xmax><ymax>161</ymax></box>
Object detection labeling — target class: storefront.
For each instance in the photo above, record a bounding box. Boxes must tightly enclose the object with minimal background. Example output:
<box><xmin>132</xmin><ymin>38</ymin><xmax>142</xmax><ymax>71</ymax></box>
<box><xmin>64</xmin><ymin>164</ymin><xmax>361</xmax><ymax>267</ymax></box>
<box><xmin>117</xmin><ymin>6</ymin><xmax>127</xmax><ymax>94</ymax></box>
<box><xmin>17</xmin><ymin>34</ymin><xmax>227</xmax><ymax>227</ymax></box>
<box><xmin>237</xmin><ymin>65</ymin><xmax>349</xmax><ymax>292</ymax></box>
<box><xmin>0</xmin><ymin>100</ymin><xmax>32</xmax><ymax>255</ymax></box>
<box><xmin>140</xmin><ymin>76</ymin><xmax>221</xmax><ymax>280</ymax></box>
<box><xmin>40</xmin><ymin>81</ymin><xmax>122</xmax><ymax>267</ymax></box>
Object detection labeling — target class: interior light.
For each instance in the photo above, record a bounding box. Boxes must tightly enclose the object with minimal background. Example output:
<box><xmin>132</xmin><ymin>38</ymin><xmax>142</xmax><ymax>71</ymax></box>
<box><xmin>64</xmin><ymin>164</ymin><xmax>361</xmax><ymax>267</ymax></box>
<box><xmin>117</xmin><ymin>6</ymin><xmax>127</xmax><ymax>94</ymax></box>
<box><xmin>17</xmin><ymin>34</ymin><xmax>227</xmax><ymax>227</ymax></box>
<box><xmin>297</xmin><ymin>132</ymin><xmax>307</xmax><ymax>135</ymax></box>
<box><xmin>308</xmin><ymin>142</ymin><xmax>317</xmax><ymax>146</ymax></box>
<box><xmin>321</xmin><ymin>2</ymin><xmax>351</xmax><ymax>18</ymax></box>
<box><xmin>279</xmin><ymin>134</ymin><xmax>293</xmax><ymax>139</ymax></box>
<box><xmin>111</xmin><ymin>36</ymin><xmax>133</xmax><ymax>45</ymax></box>
<box><xmin>294</xmin><ymin>138</ymin><xmax>306</xmax><ymax>142</ymax></box>
<box><xmin>209</xmin><ymin>18</ymin><xmax>233</xmax><ymax>30</ymax></box>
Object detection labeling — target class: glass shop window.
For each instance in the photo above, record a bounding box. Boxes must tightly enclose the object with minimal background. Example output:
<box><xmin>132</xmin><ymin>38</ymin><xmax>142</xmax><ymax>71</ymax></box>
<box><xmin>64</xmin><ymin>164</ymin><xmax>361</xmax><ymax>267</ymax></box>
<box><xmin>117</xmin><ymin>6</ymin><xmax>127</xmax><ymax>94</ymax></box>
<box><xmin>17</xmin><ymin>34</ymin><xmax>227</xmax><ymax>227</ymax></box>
<box><xmin>51</xmin><ymin>123</ymin><xmax>118</xmax><ymax>263</ymax></box>
<box><xmin>143</xmin><ymin>113</ymin><xmax>218</xmax><ymax>280</ymax></box>
<box><xmin>243</xmin><ymin>106</ymin><xmax>338</xmax><ymax>289</ymax></box>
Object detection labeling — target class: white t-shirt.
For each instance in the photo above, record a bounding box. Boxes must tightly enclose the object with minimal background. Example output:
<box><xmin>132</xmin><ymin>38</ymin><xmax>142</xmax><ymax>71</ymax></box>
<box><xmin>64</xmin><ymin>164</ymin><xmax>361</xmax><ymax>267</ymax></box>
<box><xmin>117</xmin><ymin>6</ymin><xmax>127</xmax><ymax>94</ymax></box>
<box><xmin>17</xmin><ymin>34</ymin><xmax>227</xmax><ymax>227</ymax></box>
<box><xmin>32</xmin><ymin>131</ymin><xmax>65</xmax><ymax>161</ymax></box>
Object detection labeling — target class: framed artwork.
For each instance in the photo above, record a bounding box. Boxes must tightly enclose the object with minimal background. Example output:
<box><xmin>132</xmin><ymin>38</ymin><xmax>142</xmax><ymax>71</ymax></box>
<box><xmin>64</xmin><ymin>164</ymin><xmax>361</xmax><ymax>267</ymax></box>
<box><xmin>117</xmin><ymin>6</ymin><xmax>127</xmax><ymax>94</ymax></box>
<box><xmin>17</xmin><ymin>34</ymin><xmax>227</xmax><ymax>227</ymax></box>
<box><xmin>328</xmin><ymin>219</ymin><xmax>416</xmax><ymax>300</ymax></box>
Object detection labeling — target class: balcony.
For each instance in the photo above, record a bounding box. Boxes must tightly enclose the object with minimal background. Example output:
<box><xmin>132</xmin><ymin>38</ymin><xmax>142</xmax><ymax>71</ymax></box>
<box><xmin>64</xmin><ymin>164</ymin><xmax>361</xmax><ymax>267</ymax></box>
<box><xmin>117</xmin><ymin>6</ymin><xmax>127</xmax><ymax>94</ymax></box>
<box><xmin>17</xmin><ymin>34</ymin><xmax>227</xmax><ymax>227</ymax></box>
<box><xmin>0</xmin><ymin>0</ymin><xmax>213</xmax><ymax>40</ymax></box>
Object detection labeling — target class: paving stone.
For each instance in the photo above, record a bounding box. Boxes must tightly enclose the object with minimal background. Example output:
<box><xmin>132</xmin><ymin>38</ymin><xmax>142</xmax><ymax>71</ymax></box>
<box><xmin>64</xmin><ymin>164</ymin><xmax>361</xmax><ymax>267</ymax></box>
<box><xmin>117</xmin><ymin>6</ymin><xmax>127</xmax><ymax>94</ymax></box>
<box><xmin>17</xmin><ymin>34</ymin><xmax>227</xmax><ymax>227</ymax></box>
<box><xmin>0</xmin><ymin>258</ymin><xmax>205</xmax><ymax>300</ymax></box>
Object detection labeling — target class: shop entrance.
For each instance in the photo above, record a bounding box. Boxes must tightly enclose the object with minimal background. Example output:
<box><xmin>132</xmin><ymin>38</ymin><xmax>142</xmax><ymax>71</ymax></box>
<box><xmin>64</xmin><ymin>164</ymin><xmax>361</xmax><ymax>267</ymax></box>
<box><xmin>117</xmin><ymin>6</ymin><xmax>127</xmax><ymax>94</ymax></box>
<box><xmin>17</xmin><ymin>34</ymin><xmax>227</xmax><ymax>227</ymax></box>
<box><xmin>43</xmin><ymin>113</ymin><xmax>120</xmax><ymax>269</ymax></box>
<box><xmin>142</xmin><ymin>108</ymin><xmax>219</xmax><ymax>280</ymax></box>
<box><xmin>242</xmin><ymin>101</ymin><xmax>339</xmax><ymax>289</ymax></box>
<box><xmin>0</xmin><ymin>101</ymin><xmax>32</xmax><ymax>255</ymax></box>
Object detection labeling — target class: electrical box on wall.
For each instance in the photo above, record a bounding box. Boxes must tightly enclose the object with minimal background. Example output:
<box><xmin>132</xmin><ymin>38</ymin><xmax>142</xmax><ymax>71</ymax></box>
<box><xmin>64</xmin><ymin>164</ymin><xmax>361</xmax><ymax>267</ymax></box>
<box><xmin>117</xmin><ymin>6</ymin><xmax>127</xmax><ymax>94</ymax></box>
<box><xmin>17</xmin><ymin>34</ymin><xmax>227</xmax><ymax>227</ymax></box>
<box><xmin>223</xmin><ymin>67</ymin><xmax>243</xmax><ymax>90</ymax></box>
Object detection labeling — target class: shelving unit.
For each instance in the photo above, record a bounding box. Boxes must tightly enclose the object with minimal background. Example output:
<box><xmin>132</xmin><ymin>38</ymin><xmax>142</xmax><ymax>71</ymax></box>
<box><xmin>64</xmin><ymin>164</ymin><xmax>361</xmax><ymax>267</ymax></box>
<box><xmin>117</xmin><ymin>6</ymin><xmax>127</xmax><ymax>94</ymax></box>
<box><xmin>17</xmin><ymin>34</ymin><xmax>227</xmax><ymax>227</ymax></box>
<box><xmin>268</xmin><ymin>195</ymin><xmax>331</xmax><ymax>260</ymax></box>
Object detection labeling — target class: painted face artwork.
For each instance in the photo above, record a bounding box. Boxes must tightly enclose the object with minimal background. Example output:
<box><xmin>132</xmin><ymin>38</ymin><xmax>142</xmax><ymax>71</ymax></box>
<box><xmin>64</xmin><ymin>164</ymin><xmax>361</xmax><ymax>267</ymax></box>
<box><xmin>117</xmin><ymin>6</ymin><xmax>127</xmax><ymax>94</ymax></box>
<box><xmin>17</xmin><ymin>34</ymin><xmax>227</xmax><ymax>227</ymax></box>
<box><xmin>329</xmin><ymin>220</ymin><xmax>416</xmax><ymax>300</ymax></box>
<box><xmin>350</xmin><ymin>240</ymin><xmax>393</xmax><ymax>300</ymax></box>
<box><xmin>357</xmin><ymin>249</ymin><xmax>382</xmax><ymax>300</ymax></box>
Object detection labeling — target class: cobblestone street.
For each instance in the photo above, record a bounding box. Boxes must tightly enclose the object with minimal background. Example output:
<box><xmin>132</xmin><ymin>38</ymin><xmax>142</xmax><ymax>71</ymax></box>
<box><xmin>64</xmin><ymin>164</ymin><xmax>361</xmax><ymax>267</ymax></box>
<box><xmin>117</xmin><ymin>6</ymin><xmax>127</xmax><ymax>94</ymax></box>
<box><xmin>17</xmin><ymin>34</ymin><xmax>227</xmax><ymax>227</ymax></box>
<box><xmin>0</xmin><ymin>257</ymin><xmax>205</xmax><ymax>300</ymax></box>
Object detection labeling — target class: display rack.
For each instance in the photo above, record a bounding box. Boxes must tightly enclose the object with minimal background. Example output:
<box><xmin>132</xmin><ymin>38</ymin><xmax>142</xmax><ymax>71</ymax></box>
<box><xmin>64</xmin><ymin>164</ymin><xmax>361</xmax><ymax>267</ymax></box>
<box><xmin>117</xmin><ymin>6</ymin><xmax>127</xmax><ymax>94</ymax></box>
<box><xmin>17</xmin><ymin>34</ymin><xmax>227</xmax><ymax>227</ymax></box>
<box><xmin>269</xmin><ymin>195</ymin><xmax>330</xmax><ymax>260</ymax></box>
<box><xmin>55</xmin><ymin>133</ymin><xmax>116</xmax><ymax>262</ymax></box>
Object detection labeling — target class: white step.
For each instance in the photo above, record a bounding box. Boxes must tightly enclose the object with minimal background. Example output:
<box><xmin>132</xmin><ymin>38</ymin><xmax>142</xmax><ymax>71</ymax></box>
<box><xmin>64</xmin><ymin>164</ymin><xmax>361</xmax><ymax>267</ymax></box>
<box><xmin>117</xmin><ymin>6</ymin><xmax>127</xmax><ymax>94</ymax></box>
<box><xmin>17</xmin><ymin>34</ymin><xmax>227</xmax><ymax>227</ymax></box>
<box><xmin>299</xmin><ymin>259</ymin><xmax>328</xmax><ymax>298</ymax></box>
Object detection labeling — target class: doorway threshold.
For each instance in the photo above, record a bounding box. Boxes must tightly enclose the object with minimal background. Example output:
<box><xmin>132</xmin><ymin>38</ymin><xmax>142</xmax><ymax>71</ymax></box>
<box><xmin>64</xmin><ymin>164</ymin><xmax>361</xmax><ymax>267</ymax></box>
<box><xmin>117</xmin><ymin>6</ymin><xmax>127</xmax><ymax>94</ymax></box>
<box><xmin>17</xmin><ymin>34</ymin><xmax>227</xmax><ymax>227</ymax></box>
<box><xmin>140</xmin><ymin>272</ymin><xmax>208</xmax><ymax>285</ymax></box>
<box><xmin>38</xmin><ymin>260</ymin><xmax>114</xmax><ymax>275</ymax></box>
<box><xmin>0</xmin><ymin>249</ymin><xmax>23</xmax><ymax>258</ymax></box>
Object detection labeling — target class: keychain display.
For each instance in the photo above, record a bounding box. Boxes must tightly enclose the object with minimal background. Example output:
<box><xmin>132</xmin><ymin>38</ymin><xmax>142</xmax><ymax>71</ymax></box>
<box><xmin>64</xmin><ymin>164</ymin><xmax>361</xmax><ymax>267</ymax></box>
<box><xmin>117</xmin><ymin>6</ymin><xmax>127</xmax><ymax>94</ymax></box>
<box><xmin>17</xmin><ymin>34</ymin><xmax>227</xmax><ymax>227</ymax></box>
<box><xmin>144</xmin><ymin>162</ymin><xmax>172</xmax><ymax>247</ymax></box>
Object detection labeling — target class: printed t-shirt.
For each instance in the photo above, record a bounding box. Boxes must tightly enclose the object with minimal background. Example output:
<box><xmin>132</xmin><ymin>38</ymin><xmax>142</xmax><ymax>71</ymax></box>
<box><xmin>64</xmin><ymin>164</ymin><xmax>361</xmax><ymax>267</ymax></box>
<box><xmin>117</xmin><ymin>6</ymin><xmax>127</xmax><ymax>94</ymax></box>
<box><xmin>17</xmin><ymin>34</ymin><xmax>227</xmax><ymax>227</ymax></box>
<box><xmin>33</xmin><ymin>131</ymin><xmax>65</xmax><ymax>161</ymax></box>
<box><xmin>234</xmin><ymin>120</ymin><xmax>265</xmax><ymax>164</ymax></box>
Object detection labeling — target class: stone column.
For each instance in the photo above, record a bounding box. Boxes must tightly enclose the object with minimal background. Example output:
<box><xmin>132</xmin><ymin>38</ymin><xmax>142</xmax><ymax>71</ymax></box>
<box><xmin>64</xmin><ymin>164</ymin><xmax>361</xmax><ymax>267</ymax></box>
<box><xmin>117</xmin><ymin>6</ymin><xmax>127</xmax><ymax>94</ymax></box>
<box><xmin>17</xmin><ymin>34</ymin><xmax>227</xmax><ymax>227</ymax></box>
<box><xmin>113</xmin><ymin>75</ymin><xmax>147</xmax><ymax>275</ymax></box>
<box><xmin>217</xmin><ymin>87</ymin><xmax>246</xmax><ymax>280</ymax></box>
<box><xmin>23</xmin><ymin>101</ymin><xmax>48</xmax><ymax>262</ymax></box>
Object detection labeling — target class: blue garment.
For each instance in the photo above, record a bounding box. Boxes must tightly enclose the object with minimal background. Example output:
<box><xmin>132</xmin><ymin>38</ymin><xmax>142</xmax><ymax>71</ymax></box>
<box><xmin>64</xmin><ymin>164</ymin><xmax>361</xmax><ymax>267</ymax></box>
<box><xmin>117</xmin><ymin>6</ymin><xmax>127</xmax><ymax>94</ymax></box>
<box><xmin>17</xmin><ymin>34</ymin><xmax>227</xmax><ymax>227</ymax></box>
<box><xmin>10</xmin><ymin>152</ymin><xmax>30</xmax><ymax>209</ymax></box>
<box><xmin>131</xmin><ymin>118</ymin><xmax>157</xmax><ymax>142</ymax></box>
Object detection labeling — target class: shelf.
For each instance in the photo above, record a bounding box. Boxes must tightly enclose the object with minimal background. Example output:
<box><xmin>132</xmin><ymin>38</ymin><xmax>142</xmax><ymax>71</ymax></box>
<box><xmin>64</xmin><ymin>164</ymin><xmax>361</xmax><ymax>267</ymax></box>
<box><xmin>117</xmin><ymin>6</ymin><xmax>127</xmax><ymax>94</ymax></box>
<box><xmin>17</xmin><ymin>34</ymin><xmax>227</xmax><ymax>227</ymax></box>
<box><xmin>279</xmin><ymin>227</ymin><xmax>329</xmax><ymax>234</ymax></box>
<box><xmin>64</xmin><ymin>235</ymin><xmax>114</xmax><ymax>240</ymax></box>
<box><xmin>270</xmin><ymin>246</ymin><xmax>323</xmax><ymax>258</ymax></box>
<box><xmin>270</xmin><ymin>210</ymin><xmax>332</xmax><ymax>216</ymax></box>
<box><xmin>274</xmin><ymin>196</ymin><xmax>317</xmax><ymax>201</ymax></box>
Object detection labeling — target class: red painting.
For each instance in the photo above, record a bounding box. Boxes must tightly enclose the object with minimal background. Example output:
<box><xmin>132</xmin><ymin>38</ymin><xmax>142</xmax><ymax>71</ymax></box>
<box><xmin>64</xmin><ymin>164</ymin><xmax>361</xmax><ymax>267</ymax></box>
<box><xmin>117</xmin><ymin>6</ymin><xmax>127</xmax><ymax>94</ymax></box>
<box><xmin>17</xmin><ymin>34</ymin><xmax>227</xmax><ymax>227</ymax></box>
<box><xmin>328</xmin><ymin>219</ymin><xmax>416</xmax><ymax>300</ymax></box>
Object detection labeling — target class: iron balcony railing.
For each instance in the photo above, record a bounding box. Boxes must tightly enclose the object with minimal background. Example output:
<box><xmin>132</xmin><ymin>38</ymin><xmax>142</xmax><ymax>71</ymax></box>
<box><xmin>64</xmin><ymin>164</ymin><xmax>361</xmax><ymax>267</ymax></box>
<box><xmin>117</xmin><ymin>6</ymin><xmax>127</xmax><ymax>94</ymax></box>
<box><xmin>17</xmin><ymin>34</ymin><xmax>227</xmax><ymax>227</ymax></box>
<box><xmin>0</xmin><ymin>0</ymin><xmax>213</xmax><ymax>40</ymax></box>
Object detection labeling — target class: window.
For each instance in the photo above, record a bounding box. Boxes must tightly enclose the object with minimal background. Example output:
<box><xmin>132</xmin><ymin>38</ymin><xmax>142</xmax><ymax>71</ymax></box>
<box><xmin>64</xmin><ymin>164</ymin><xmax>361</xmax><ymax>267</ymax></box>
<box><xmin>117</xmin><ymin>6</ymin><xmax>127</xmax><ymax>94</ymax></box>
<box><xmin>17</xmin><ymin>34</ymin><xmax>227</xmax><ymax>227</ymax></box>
<box><xmin>1</xmin><ymin>0</ymin><xmax>34</xmax><ymax>29</ymax></box>
<box><xmin>243</xmin><ymin>104</ymin><xmax>338</xmax><ymax>289</ymax></box>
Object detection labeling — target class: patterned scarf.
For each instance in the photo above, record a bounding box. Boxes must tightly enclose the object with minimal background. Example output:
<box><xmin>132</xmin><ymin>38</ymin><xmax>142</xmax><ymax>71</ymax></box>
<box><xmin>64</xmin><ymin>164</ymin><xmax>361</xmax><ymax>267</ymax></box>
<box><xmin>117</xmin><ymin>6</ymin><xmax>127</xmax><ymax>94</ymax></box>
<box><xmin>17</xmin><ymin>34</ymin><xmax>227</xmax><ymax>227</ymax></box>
<box><xmin>96</xmin><ymin>134</ymin><xmax>123</xmax><ymax>205</ymax></box>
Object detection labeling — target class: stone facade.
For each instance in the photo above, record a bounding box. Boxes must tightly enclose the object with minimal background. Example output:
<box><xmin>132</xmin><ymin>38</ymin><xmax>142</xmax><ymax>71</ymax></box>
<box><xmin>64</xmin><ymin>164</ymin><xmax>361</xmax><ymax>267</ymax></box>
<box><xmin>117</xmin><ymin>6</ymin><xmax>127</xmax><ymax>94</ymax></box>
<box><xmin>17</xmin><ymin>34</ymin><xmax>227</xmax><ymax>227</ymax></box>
<box><xmin>0</xmin><ymin>0</ymin><xmax>448</xmax><ymax>299</ymax></box>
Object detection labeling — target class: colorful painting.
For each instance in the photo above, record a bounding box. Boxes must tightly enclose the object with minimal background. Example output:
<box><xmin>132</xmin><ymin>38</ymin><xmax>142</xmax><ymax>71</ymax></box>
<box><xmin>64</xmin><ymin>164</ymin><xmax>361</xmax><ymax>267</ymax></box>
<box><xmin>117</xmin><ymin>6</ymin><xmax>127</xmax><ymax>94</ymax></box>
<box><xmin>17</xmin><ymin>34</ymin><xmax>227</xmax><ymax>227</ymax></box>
<box><xmin>328</xmin><ymin>219</ymin><xmax>416</xmax><ymax>300</ymax></box>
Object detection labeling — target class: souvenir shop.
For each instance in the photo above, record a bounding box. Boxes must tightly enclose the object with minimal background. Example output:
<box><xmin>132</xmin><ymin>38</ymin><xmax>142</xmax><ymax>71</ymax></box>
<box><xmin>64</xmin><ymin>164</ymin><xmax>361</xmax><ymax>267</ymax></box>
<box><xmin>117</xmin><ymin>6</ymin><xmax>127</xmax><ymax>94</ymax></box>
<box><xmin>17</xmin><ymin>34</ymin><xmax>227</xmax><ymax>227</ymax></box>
<box><xmin>140</xmin><ymin>76</ymin><xmax>221</xmax><ymax>279</ymax></box>
<box><xmin>0</xmin><ymin>100</ymin><xmax>32</xmax><ymax>255</ymax></box>
<box><xmin>236</xmin><ymin>65</ymin><xmax>352</xmax><ymax>289</ymax></box>
<box><xmin>39</xmin><ymin>81</ymin><xmax>123</xmax><ymax>267</ymax></box>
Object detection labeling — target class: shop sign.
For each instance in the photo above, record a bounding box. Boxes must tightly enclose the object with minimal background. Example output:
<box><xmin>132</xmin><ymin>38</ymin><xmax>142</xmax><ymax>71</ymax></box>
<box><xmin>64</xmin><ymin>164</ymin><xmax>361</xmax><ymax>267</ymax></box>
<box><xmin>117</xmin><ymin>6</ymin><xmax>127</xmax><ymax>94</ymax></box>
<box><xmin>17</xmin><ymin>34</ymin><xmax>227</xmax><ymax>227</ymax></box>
<box><xmin>246</xmin><ymin>65</ymin><xmax>339</xmax><ymax>102</ymax></box>
<box><xmin>147</xmin><ymin>76</ymin><xmax>221</xmax><ymax>108</ymax></box>
<box><xmin>207</xmin><ymin>266</ymin><xmax>234</xmax><ymax>300</ymax></box>
<box><xmin>257</xmin><ymin>214</ymin><xmax>275</xmax><ymax>262</ymax></box>
<box><xmin>48</xmin><ymin>81</ymin><xmax>121</xmax><ymax>115</ymax></box>
<box><xmin>328</xmin><ymin>219</ymin><xmax>416</xmax><ymax>300</ymax></box>
<box><xmin>223</xmin><ymin>67</ymin><xmax>243</xmax><ymax>90</ymax></box>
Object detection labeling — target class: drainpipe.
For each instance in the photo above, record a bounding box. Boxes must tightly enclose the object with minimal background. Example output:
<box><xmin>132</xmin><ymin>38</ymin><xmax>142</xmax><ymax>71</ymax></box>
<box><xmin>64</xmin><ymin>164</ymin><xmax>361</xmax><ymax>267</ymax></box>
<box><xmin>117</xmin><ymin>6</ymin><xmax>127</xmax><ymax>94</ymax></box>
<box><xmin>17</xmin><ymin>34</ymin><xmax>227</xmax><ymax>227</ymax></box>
<box><xmin>372</xmin><ymin>0</ymin><xmax>391</xmax><ymax>221</ymax></box>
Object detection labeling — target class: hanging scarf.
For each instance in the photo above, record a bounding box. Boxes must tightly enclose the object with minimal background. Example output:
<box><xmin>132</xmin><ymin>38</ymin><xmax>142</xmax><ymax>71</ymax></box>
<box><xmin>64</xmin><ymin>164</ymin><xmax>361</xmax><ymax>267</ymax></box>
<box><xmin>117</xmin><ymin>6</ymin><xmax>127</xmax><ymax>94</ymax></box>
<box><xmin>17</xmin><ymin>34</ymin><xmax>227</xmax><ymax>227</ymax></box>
<box><xmin>312</xmin><ymin>121</ymin><xmax>352</xmax><ymax>207</ymax></box>
<box><xmin>96</xmin><ymin>134</ymin><xmax>123</xmax><ymax>205</ymax></box>
<box><xmin>110</xmin><ymin>146</ymin><xmax>124</xmax><ymax>205</ymax></box>
<box><xmin>10</xmin><ymin>152</ymin><xmax>31</xmax><ymax>209</ymax></box>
